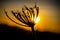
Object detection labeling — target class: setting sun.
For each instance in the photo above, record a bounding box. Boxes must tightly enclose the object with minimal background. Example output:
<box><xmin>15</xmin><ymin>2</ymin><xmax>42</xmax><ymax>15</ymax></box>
<box><xmin>35</xmin><ymin>16</ymin><xmax>40</xmax><ymax>23</ymax></box>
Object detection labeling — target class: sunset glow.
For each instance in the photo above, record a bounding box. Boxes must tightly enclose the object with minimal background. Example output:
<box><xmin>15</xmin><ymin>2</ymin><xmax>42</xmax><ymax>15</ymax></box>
<box><xmin>0</xmin><ymin>0</ymin><xmax>60</xmax><ymax>33</ymax></box>
<box><xmin>35</xmin><ymin>16</ymin><xmax>40</xmax><ymax>23</ymax></box>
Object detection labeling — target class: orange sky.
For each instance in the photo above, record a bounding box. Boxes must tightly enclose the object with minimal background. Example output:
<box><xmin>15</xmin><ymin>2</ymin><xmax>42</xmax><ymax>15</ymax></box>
<box><xmin>0</xmin><ymin>0</ymin><xmax>60</xmax><ymax>33</ymax></box>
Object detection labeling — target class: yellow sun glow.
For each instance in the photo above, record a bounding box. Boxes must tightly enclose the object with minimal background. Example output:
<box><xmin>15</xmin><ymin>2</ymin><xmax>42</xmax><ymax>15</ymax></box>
<box><xmin>35</xmin><ymin>16</ymin><xmax>40</xmax><ymax>23</ymax></box>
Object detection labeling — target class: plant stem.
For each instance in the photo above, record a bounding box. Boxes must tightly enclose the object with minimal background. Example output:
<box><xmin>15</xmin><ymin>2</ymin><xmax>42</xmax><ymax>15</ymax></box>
<box><xmin>31</xmin><ymin>27</ymin><xmax>37</xmax><ymax>40</ymax></box>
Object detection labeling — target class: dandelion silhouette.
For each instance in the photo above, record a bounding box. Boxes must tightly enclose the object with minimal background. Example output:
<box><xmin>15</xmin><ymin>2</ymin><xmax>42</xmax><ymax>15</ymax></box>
<box><xmin>4</xmin><ymin>3</ymin><xmax>39</xmax><ymax>40</ymax></box>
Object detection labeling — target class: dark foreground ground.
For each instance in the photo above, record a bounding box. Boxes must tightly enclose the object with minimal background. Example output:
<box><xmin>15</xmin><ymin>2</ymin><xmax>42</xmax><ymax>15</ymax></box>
<box><xmin>0</xmin><ymin>24</ymin><xmax>60</xmax><ymax>40</ymax></box>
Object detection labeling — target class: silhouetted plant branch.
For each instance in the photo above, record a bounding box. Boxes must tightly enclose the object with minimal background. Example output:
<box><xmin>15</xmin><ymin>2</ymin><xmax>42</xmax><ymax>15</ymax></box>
<box><xmin>4</xmin><ymin>3</ymin><xmax>39</xmax><ymax>40</ymax></box>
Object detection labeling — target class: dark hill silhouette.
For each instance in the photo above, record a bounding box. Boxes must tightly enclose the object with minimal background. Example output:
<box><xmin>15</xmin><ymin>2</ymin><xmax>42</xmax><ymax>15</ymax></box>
<box><xmin>0</xmin><ymin>24</ymin><xmax>60</xmax><ymax>40</ymax></box>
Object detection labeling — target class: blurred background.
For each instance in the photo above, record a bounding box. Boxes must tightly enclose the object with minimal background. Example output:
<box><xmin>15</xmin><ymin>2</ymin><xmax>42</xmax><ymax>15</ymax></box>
<box><xmin>0</xmin><ymin>0</ymin><xmax>60</xmax><ymax>40</ymax></box>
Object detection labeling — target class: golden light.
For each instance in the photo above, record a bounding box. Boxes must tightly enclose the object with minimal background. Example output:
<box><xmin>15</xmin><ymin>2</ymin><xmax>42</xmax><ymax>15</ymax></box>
<box><xmin>35</xmin><ymin>16</ymin><xmax>40</xmax><ymax>23</ymax></box>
